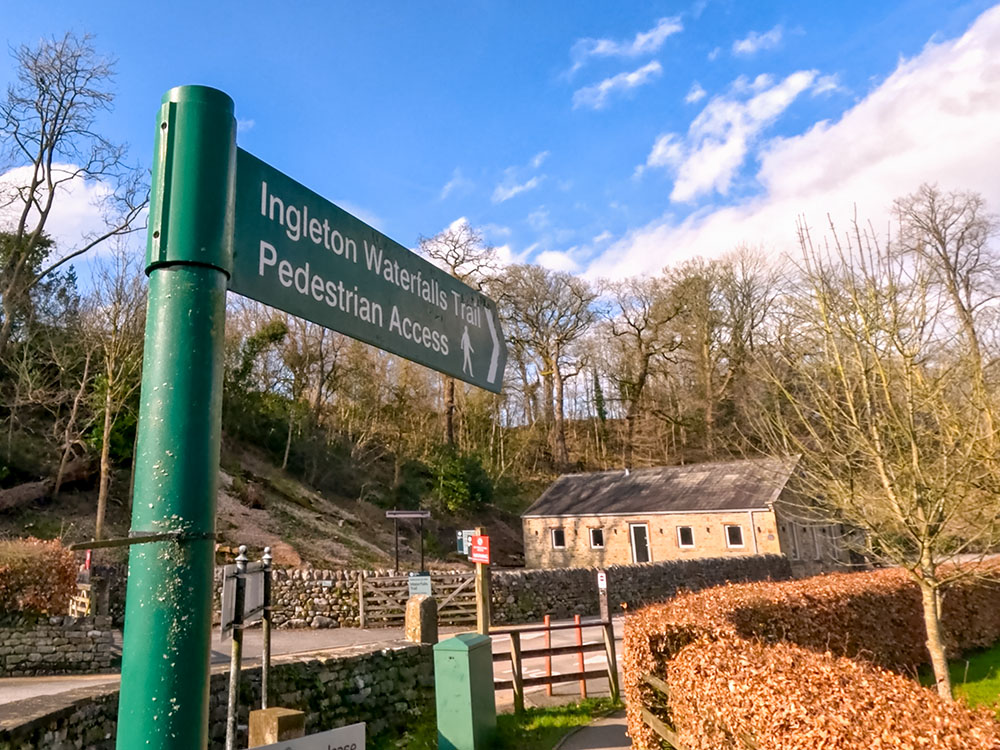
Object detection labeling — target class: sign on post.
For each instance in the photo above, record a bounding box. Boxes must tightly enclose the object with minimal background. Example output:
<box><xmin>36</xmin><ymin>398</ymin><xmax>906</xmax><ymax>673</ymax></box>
<box><xmin>596</xmin><ymin>570</ymin><xmax>607</xmax><ymax>590</ymax></box>
<box><xmin>254</xmin><ymin>722</ymin><xmax>365</xmax><ymax>750</ymax></box>
<box><xmin>456</xmin><ymin>529</ymin><xmax>475</xmax><ymax>555</ymax></box>
<box><xmin>408</xmin><ymin>573</ymin><xmax>432</xmax><ymax>597</ymax></box>
<box><xmin>469</xmin><ymin>535</ymin><xmax>491</xmax><ymax>565</ymax></box>
<box><xmin>220</xmin><ymin>561</ymin><xmax>266</xmax><ymax>639</ymax></box>
<box><xmin>231</xmin><ymin>149</ymin><xmax>506</xmax><ymax>392</ymax></box>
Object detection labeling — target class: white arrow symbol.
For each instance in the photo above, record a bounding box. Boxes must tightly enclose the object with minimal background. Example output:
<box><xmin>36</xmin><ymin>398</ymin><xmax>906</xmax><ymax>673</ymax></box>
<box><xmin>486</xmin><ymin>307</ymin><xmax>500</xmax><ymax>384</ymax></box>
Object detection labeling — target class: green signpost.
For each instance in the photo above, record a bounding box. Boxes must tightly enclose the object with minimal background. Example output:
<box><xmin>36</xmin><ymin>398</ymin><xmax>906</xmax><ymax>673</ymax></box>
<box><xmin>116</xmin><ymin>85</ymin><xmax>507</xmax><ymax>750</ymax></box>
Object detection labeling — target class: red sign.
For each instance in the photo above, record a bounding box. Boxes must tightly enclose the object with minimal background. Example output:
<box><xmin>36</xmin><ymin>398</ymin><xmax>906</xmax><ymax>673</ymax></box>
<box><xmin>469</xmin><ymin>534</ymin><xmax>490</xmax><ymax>565</ymax></box>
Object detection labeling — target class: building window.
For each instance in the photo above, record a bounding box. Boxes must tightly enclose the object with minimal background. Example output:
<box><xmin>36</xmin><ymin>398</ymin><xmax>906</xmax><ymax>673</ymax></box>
<box><xmin>676</xmin><ymin>526</ymin><xmax>695</xmax><ymax>548</ymax></box>
<box><xmin>551</xmin><ymin>528</ymin><xmax>566</xmax><ymax>549</ymax></box>
<box><xmin>725</xmin><ymin>524</ymin><xmax>744</xmax><ymax>548</ymax></box>
<box><xmin>589</xmin><ymin>528</ymin><xmax>604</xmax><ymax>549</ymax></box>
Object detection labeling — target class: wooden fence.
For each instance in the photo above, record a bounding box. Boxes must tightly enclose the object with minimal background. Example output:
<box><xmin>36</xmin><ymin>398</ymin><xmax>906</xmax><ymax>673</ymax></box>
<box><xmin>358</xmin><ymin>572</ymin><xmax>477</xmax><ymax>628</ymax></box>
<box><xmin>493</xmin><ymin>618</ymin><xmax>619</xmax><ymax>713</ymax></box>
<box><xmin>637</xmin><ymin>672</ymin><xmax>760</xmax><ymax>750</ymax></box>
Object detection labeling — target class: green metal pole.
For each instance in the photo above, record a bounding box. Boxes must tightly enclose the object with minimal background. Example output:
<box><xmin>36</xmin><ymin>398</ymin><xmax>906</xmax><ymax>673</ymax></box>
<box><xmin>116</xmin><ymin>85</ymin><xmax>235</xmax><ymax>750</ymax></box>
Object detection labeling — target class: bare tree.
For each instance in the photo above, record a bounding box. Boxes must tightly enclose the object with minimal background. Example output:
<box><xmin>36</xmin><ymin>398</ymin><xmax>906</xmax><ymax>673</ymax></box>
<box><xmin>895</xmin><ymin>184</ymin><xmax>999</xmax><ymax>447</ymax></box>
<box><xmin>84</xmin><ymin>242</ymin><xmax>145</xmax><ymax>540</ymax></box>
<box><xmin>0</xmin><ymin>33</ymin><xmax>146</xmax><ymax>358</ymax></box>
<box><xmin>496</xmin><ymin>264</ymin><xmax>596</xmax><ymax>469</ymax></box>
<box><xmin>418</xmin><ymin>221</ymin><xmax>497</xmax><ymax>446</ymax></box>
<box><xmin>753</xmin><ymin>211</ymin><xmax>1000</xmax><ymax>700</ymax></box>
<box><xmin>604</xmin><ymin>275</ymin><xmax>681</xmax><ymax>468</ymax></box>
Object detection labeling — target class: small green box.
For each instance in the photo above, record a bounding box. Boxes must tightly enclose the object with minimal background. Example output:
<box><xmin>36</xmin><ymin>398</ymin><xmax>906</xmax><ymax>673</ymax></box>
<box><xmin>434</xmin><ymin>633</ymin><xmax>497</xmax><ymax>750</ymax></box>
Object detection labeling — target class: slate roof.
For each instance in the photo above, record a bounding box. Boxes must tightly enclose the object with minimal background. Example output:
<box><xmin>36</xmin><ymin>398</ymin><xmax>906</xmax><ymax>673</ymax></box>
<box><xmin>522</xmin><ymin>457</ymin><xmax>798</xmax><ymax>518</ymax></box>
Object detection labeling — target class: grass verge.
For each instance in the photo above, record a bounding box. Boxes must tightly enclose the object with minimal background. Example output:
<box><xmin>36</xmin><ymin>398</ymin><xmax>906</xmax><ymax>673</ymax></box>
<box><xmin>919</xmin><ymin>642</ymin><xmax>1000</xmax><ymax>715</ymax></box>
<box><xmin>371</xmin><ymin>698</ymin><xmax>622</xmax><ymax>750</ymax></box>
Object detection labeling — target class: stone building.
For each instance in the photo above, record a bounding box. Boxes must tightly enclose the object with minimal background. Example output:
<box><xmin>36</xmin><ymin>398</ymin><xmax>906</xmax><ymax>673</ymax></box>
<box><xmin>521</xmin><ymin>457</ymin><xmax>850</xmax><ymax>576</ymax></box>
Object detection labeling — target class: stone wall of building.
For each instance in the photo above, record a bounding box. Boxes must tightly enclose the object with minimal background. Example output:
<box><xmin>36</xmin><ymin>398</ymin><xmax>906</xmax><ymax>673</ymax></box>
<box><xmin>522</xmin><ymin>510</ymin><xmax>784</xmax><ymax>569</ymax></box>
<box><xmin>0</xmin><ymin>616</ymin><xmax>116</xmax><ymax>677</ymax></box>
<box><xmin>0</xmin><ymin>641</ymin><xmax>434</xmax><ymax>750</ymax></box>
<box><xmin>490</xmin><ymin>554</ymin><xmax>793</xmax><ymax>624</ymax></box>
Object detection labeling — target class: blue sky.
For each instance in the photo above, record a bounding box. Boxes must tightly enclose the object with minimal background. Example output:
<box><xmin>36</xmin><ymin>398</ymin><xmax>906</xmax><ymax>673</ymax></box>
<box><xmin>2</xmin><ymin>0</ymin><xmax>999</xmax><ymax>279</ymax></box>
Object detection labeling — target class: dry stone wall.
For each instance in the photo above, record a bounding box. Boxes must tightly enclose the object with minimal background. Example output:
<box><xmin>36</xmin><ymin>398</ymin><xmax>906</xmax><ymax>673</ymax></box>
<box><xmin>111</xmin><ymin>555</ymin><xmax>792</xmax><ymax>631</ymax></box>
<box><xmin>490</xmin><ymin>554</ymin><xmax>792</xmax><ymax>624</ymax></box>
<box><xmin>0</xmin><ymin>641</ymin><xmax>433</xmax><ymax>750</ymax></box>
<box><xmin>0</xmin><ymin>616</ymin><xmax>116</xmax><ymax>677</ymax></box>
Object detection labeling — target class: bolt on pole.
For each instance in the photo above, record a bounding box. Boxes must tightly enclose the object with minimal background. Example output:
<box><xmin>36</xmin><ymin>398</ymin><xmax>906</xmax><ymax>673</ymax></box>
<box><xmin>115</xmin><ymin>85</ymin><xmax>235</xmax><ymax>750</ymax></box>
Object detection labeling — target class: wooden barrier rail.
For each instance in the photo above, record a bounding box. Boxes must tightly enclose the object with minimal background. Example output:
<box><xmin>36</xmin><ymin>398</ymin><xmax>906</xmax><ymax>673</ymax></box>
<box><xmin>493</xmin><ymin>618</ymin><xmax>619</xmax><ymax>713</ymax></box>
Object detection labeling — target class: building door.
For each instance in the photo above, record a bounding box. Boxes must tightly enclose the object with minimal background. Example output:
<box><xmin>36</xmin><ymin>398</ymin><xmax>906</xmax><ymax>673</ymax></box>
<box><xmin>630</xmin><ymin>523</ymin><xmax>651</xmax><ymax>563</ymax></box>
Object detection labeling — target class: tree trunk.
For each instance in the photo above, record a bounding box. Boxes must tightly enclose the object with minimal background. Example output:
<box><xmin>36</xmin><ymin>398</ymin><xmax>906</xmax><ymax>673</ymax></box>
<box><xmin>702</xmin><ymin>335</ymin><xmax>715</xmax><ymax>456</ymax></box>
<box><xmin>282</xmin><ymin>410</ymin><xmax>294</xmax><ymax>470</ymax></box>
<box><xmin>623</xmin><ymin>356</ymin><xmax>650</xmax><ymax>470</ymax></box>
<box><xmin>55</xmin><ymin>352</ymin><xmax>92</xmax><ymax>497</ymax></box>
<box><xmin>95</xmin><ymin>388</ymin><xmax>114</xmax><ymax>541</ymax></box>
<box><xmin>920</xmin><ymin>578</ymin><xmax>952</xmax><ymax>700</ymax></box>
<box><xmin>553</xmin><ymin>360</ymin><xmax>569</xmax><ymax>469</ymax></box>
<box><xmin>443</xmin><ymin>376</ymin><xmax>456</xmax><ymax>446</ymax></box>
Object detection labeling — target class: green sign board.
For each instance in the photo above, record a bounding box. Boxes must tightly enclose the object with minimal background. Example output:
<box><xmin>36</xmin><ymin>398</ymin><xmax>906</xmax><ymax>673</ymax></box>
<box><xmin>231</xmin><ymin>149</ymin><xmax>506</xmax><ymax>392</ymax></box>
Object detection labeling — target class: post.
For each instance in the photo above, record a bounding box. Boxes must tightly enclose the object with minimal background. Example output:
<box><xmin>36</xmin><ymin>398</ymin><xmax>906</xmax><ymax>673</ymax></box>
<box><xmin>544</xmin><ymin>614</ymin><xmax>553</xmax><ymax>697</ymax></box>
<box><xmin>394</xmin><ymin>518</ymin><xmax>400</xmax><ymax>572</ymax></box>
<box><xmin>575</xmin><ymin>614</ymin><xmax>587</xmax><ymax>699</ymax></box>
<box><xmin>358</xmin><ymin>572</ymin><xmax>367</xmax><ymax>629</ymax></box>
<box><xmin>603</xmin><ymin>620</ymin><xmax>620</xmax><ymax>703</ymax></box>
<box><xmin>474</xmin><ymin>526</ymin><xmax>491</xmax><ymax>635</ymax></box>
<box><xmin>420</xmin><ymin>516</ymin><xmax>425</xmax><ymax>573</ymax></box>
<box><xmin>598</xmin><ymin>569</ymin><xmax>610</xmax><ymax>624</ymax></box>
<box><xmin>261</xmin><ymin>546</ymin><xmax>273</xmax><ymax>710</ymax></box>
<box><xmin>226</xmin><ymin>546</ymin><xmax>248</xmax><ymax>750</ymax></box>
<box><xmin>115</xmin><ymin>85</ymin><xmax>235</xmax><ymax>750</ymax></box>
<box><xmin>510</xmin><ymin>631</ymin><xmax>524</xmax><ymax>714</ymax></box>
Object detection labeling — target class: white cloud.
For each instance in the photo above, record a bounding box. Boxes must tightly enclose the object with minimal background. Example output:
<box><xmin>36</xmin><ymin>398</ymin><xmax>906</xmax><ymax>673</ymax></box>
<box><xmin>707</xmin><ymin>47</ymin><xmax>721</xmax><ymax>61</ymax></box>
<box><xmin>593</xmin><ymin>230</ymin><xmax>613</xmax><ymax>243</ymax></box>
<box><xmin>639</xmin><ymin>70</ymin><xmax>818</xmax><ymax>201</ymax></box>
<box><xmin>528</xmin><ymin>207</ymin><xmax>550</xmax><ymax>231</ymax></box>
<box><xmin>492</xmin><ymin>175</ymin><xmax>543</xmax><ymax>203</ymax></box>
<box><xmin>536</xmin><ymin>249</ymin><xmax>581</xmax><ymax>273</ymax></box>
<box><xmin>440</xmin><ymin>167</ymin><xmax>474</xmax><ymax>199</ymax></box>
<box><xmin>237</xmin><ymin>118</ymin><xmax>255</xmax><ymax>133</ymax></box>
<box><xmin>685</xmin><ymin>82</ymin><xmax>707</xmax><ymax>104</ymax></box>
<box><xmin>812</xmin><ymin>74</ymin><xmax>843</xmax><ymax>95</ymax></box>
<box><xmin>531</xmin><ymin>151</ymin><xmax>551</xmax><ymax>168</ymax></box>
<box><xmin>573</xmin><ymin>61</ymin><xmax>663</xmax><ymax>110</ymax></box>
<box><xmin>570</xmin><ymin>17</ymin><xmax>682</xmax><ymax>73</ymax></box>
<box><xmin>0</xmin><ymin>164</ymin><xmax>120</xmax><ymax>260</ymax></box>
<box><xmin>587</xmin><ymin>5</ymin><xmax>1000</xmax><ymax>279</ymax></box>
<box><xmin>733</xmin><ymin>25</ymin><xmax>784</xmax><ymax>56</ymax></box>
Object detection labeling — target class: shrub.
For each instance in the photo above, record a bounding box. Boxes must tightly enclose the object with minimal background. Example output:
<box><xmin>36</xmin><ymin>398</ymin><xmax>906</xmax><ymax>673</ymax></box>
<box><xmin>665</xmin><ymin>638</ymin><xmax>1000</xmax><ymax>750</ymax></box>
<box><xmin>0</xmin><ymin>537</ymin><xmax>76</xmax><ymax>616</ymax></box>
<box><xmin>623</xmin><ymin>566</ymin><xmax>1000</xmax><ymax>749</ymax></box>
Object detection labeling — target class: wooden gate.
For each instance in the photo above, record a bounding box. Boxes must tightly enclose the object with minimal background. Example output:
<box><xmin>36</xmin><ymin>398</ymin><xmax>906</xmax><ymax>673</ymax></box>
<box><xmin>358</xmin><ymin>572</ymin><xmax>477</xmax><ymax>628</ymax></box>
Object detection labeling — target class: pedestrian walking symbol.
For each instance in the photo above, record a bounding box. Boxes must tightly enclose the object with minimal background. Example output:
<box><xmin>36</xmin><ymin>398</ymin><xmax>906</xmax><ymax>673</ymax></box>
<box><xmin>461</xmin><ymin>325</ymin><xmax>474</xmax><ymax>377</ymax></box>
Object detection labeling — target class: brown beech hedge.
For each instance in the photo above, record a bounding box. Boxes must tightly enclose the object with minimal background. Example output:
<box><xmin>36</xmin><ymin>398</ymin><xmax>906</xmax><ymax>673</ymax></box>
<box><xmin>624</xmin><ymin>567</ymin><xmax>1000</xmax><ymax>749</ymax></box>
<box><xmin>0</xmin><ymin>537</ymin><xmax>76</xmax><ymax>617</ymax></box>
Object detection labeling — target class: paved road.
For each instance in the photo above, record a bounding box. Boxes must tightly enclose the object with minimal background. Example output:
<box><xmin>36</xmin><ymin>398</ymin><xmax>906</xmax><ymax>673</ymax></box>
<box><xmin>0</xmin><ymin>616</ymin><xmax>624</xmax><ymax>712</ymax></box>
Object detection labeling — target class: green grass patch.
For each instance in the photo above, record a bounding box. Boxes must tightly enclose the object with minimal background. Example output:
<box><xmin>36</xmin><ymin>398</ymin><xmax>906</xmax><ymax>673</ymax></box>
<box><xmin>919</xmin><ymin>642</ymin><xmax>1000</xmax><ymax>715</ymax></box>
<box><xmin>370</xmin><ymin>698</ymin><xmax>621</xmax><ymax>750</ymax></box>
